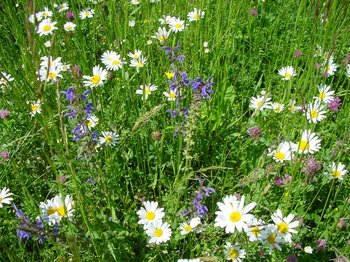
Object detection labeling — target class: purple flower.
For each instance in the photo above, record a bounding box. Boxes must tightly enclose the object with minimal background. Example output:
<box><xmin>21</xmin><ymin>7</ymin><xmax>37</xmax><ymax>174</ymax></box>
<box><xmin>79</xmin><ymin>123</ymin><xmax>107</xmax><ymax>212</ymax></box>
<box><xmin>86</xmin><ymin>178</ymin><xmax>96</xmax><ymax>183</ymax></box>
<box><xmin>61</xmin><ymin>88</ymin><xmax>77</xmax><ymax>103</ymax></box>
<box><xmin>0</xmin><ymin>109</ymin><xmax>10</xmax><ymax>119</ymax></box>
<box><xmin>250</xmin><ymin>9</ymin><xmax>258</xmax><ymax>16</ymax></box>
<box><xmin>64</xmin><ymin>105</ymin><xmax>78</xmax><ymax>119</ymax></box>
<box><xmin>82</xmin><ymin>89</ymin><xmax>91</xmax><ymax>101</ymax></box>
<box><xmin>84</xmin><ymin>103</ymin><xmax>95</xmax><ymax>116</ymax></box>
<box><xmin>189</xmin><ymin>76</ymin><xmax>215</xmax><ymax>99</ymax></box>
<box><xmin>66</xmin><ymin>11</ymin><xmax>74</xmax><ymax>20</ymax></box>
<box><xmin>302</xmin><ymin>157</ymin><xmax>320</xmax><ymax>176</ymax></box>
<box><xmin>328</xmin><ymin>97</ymin><xmax>341</xmax><ymax>112</ymax></box>
<box><xmin>316</xmin><ymin>239</ymin><xmax>327</xmax><ymax>250</ymax></box>
<box><xmin>0</xmin><ymin>151</ymin><xmax>10</xmax><ymax>160</ymax></box>
<box><xmin>72</xmin><ymin>124</ymin><xmax>88</xmax><ymax>141</ymax></box>
<box><xmin>274</xmin><ymin>177</ymin><xmax>283</xmax><ymax>186</ymax></box>
<box><xmin>247</xmin><ymin>126</ymin><xmax>261</xmax><ymax>139</ymax></box>
<box><xmin>294</xmin><ymin>50</ymin><xmax>302</xmax><ymax>57</ymax></box>
<box><xmin>73</xmin><ymin>64</ymin><xmax>81</xmax><ymax>78</ymax></box>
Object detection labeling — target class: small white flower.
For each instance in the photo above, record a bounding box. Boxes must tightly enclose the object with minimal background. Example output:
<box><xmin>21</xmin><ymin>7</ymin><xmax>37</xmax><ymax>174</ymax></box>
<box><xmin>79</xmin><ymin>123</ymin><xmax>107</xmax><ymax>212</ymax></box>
<box><xmin>180</xmin><ymin>217</ymin><xmax>201</xmax><ymax>235</ymax></box>
<box><xmin>278</xmin><ymin>66</ymin><xmax>296</xmax><ymax>80</ymax></box>
<box><xmin>267</xmin><ymin>141</ymin><xmax>296</xmax><ymax>162</ymax></box>
<box><xmin>346</xmin><ymin>64</ymin><xmax>350</xmax><ymax>77</ymax></box>
<box><xmin>271</xmin><ymin>209</ymin><xmax>299</xmax><ymax>243</ymax></box>
<box><xmin>326</xmin><ymin>162</ymin><xmax>347</xmax><ymax>180</ymax></box>
<box><xmin>64</xmin><ymin>22</ymin><xmax>76</xmax><ymax>32</ymax></box>
<box><xmin>135</xmin><ymin>84</ymin><xmax>158</xmax><ymax>100</ymax></box>
<box><xmin>39</xmin><ymin>194</ymin><xmax>74</xmax><ymax>226</ymax></box>
<box><xmin>169</xmin><ymin>17</ymin><xmax>186</xmax><ymax>32</ymax></box>
<box><xmin>187</xmin><ymin>8</ymin><xmax>205</xmax><ymax>22</ymax></box>
<box><xmin>271</xmin><ymin>102</ymin><xmax>284</xmax><ymax>113</ymax></box>
<box><xmin>37</xmin><ymin>18</ymin><xmax>57</xmax><ymax>36</ymax></box>
<box><xmin>151</xmin><ymin>27</ymin><xmax>170</xmax><ymax>44</ymax></box>
<box><xmin>321</xmin><ymin>56</ymin><xmax>337</xmax><ymax>76</ymax></box>
<box><xmin>0</xmin><ymin>188</ymin><xmax>13</xmax><ymax>208</ymax></box>
<box><xmin>128</xmin><ymin>20</ymin><xmax>136</xmax><ymax>27</ymax></box>
<box><xmin>83</xmin><ymin>65</ymin><xmax>108</xmax><ymax>88</ymax></box>
<box><xmin>304</xmin><ymin>246</ymin><xmax>313</xmax><ymax>254</ymax></box>
<box><xmin>128</xmin><ymin>50</ymin><xmax>142</xmax><ymax>60</ymax></box>
<box><xmin>145</xmin><ymin>220</ymin><xmax>172</xmax><ymax>244</ymax></box>
<box><xmin>79</xmin><ymin>9</ymin><xmax>94</xmax><ymax>19</ymax></box>
<box><xmin>30</xmin><ymin>100</ymin><xmax>42</xmax><ymax>117</ymax></box>
<box><xmin>297</xmin><ymin>129</ymin><xmax>321</xmax><ymax>154</ymax></box>
<box><xmin>129</xmin><ymin>56</ymin><xmax>147</xmax><ymax>73</ymax></box>
<box><xmin>101</xmin><ymin>51</ymin><xmax>125</xmax><ymax>71</ymax></box>
<box><xmin>314</xmin><ymin>84</ymin><xmax>334</xmax><ymax>103</ymax></box>
<box><xmin>44</xmin><ymin>40</ymin><xmax>51</xmax><ymax>47</ymax></box>
<box><xmin>249</xmin><ymin>94</ymin><xmax>272</xmax><ymax>111</ymax></box>
<box><xmin>0</xmin><ymin>72</ymin><xmax>14</xmax><ymax>86</ymax></box>
<box><xmin>163</xmin><ymin>89</ymin><xmax>178</xmax><ymax>101</ymax></box>
<box><xmin>87</xmin><ymin>115</ymin><xmax>99</xmax><ymax>129</ymax></box>
<box><xmin>224</xmin><ymin>242</ymin><xmax>246</xmax><ymax>261</ymax></box>
<box><xmin>306</xmin><ymin>101</ymin><xmax>327</xmax><ymax>123</ymax></box>
<box><xmin>137</xmin><ymin>201</ymin><xmax>165</xmax><ymax>229</ymax></box>
<box><xmin>99</xmin><ymin>131</ymin><xmax>119</xmax><ymax>146</ymax></box>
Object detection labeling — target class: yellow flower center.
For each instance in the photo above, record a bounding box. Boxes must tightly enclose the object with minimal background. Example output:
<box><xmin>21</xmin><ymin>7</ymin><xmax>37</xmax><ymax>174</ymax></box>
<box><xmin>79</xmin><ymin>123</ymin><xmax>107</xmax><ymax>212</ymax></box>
<box><xmin>154</xmin><ymin>228</ymin><xmax>163</xmax><ymax>237</ymax></box>
<box><xmin>112</xmin><ymin>60</ymin><xmax>120</xmax><ymax>65</ymax></box>
<box><xmin>105</xmin><ymin>136</ymin><xmax>113</xmax><ymax>143</ymax></box>
<box><xmin>87</xmin><ymin>120</ymin><xmax>93</xmax><ymax>127</ymax></box>
<box><xmin>274</xmin><ymin>106</ymin><xmax>281</xmax><ymax>112</ymax></box>
<box><xmin>133</xmin><ymin>54</ymin><xmax>139</xmax><ymax>59</ymax></box>
<box><xmin>284</xmin><ymin>73</ymin><xmax>291</xmax><ymax>79</ymax></box>
<box><xmin>145</xmin><ymin>211</ymin><xmax>155</xmax><ymax>221</ymax></box>
<box><xmin>184</xmin><ymin>225</ymin><xmax>192</xmax><ymax>232</ymax></box>
<box><xmin>31</xmin><ymin>104</ymin><xmax>39</xmax><ymax>111</ymax></box>
<box><xmin>144</xmin><ymin>88</ymin><xmax>151</xmax><ymax>95</ymax></box>
<box><xmin>299</xmin><ymin>140</ymin><xmax>310</xmax><ymax>151</ymax></box>
<box><xmin>43</xmin><ymin>25</ymin><xmax>51</xmax><ymax>32</ymax></box>
<box><xmin>331</xmin><ymin>170</ymin><xmax>341</xmax><ymax>178</ymax></box>
<box><xmin>310</xmin><ymin>110</ymin><xmax>318</xmax><ymax>119</ymax></box>
<box><xmin>136</xmin><ymin>62</ymin><xmax>143</xmax><ymax>67</ymax></box>
<box><xmin>324</xmin><ymin>65</ymin><xmax>331</xmax><ymax>72</ymax></box>
<box><xmin>267</xmin><ymin>233</ymin><xmax>277</xmax><ymax>244</ymax></box>
<box><xmin>288</xmin><ymin>105</ymin><xmax>295</xmax><ymax>112</ymax></box>
<box><xmin>256</xmin><ymin>101</ymin><xmax>262</xmax><ymax>107</ymax></box>
<box><xmin>277</xmin><ymin>222</ymin><xmax>289</xmax><ymax>234</ymax></box>
<box><xmin>275</xmin><ymin>151</ymin><xmax>285</xmax><ymax>160</ymax></box>
<box><xmin>169</xmin><ymin>92</ymin><xmax>176</xmax><ymax>99</ymax></box>
<box><xmin>48</xmin><ymin>72</ymin><xmax>56</xmax><ymax>79</ymax></box>
<box><xmin>251</xmin><ymin>227</ymin><xmax>260</xmax><ymax>236</ymax></box>
<box><xmin>194</xmin><ymin>14</ymin><xmax>199</xmax><ymax>19</ymax></box>
<box><xmin>319</xmin><ymin>92</ymin><xmax>326</xmax><ymax>99</ymax></box>
<box><xmin>57</xmin><ymin>205</ymin><xmax>66</xmax><ymax>216</ymax></box>
<box><xmin>229</xmin><ymin>249</ymin><xmax>239</xmax><ymax>259</ymax></box>
<box><xmin>159</xmin><ymin>36</ymin><xmax>165</xmax><ymax>41</ymax></box>
<box><xmin>84</xmin><ymin>12</ymin><xmax>89</xmax><ymax>17</ymax></box>
<box><xmin>175</xmin><ymin>23</ymin><xmax>182</xmax><ymax>29</ymax></box>
<box><xmin>229</xmin><ymin>211</ymin><xmax>241</xmax><ymax>222</ymax></box>
<box><xmin>67</xmin><ymin>25</ymin><xmax>72</xmax><ymax>30</ymax></box>
<box><xmin>91</xmin><ymin>75</ymin><xmax>101</xmax><ymax>85</ymax></box>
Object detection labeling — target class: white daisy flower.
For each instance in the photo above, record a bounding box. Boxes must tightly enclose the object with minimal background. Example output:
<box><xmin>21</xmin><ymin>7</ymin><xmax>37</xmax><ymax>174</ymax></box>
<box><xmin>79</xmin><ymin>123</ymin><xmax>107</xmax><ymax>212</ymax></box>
<box><xmin>346</xmin><ymin>64</ymin><xmax>350</xmax><ymax>77</ymax></box>
<box><xmin>214</xmin><ymin>195</ymin><xmax>256</xmax><ymax>233</ymax></box>
<box><xmin>38</xmin><ymin>65</ymin><xmax>62</xmax><ymax>82</ymax></box>
<box><xmin>297</xmin><ymin>129</ymin><xmax>321</xmax><ymax>154</ymax></box>
<box><xmin>180</xmin><ymin>217</ymin><xmax>201</xmax><ymax>235</ymax></box>
<box><xmin>41</xmin><ymin>7</ymin><xmax>53</xmax><ymax>18</ymax></box>
<box><xmin>163</xmin><ymin>89</ymin><xmax>178</xmax><ymax>101</ymax></box>
<box><xmin>40</xmin><ymin>56</ymin><xmax>63</xmax><ymax>70</ymax></box>
<box><xmin>321</xmin><ymin>57</ymin><xmax>337</xmax><ymax>76</ymax></box>
<box><xmin>137</xmin><ymin>201</ymin><xmax>164</xmax><ymax>229</ymax></box>
<box><xmin>101</xmin><ymin>51</ymin><xmax>125</xmax><ymax>71</ymax></box>
<box><xmin>169</xmin><ymin>17</ymin><xmax>186</xmax><ymax>32</ymax></box>
<box><xmin>224</xmin><ymin>242</ymin><xmax>246</xmax><ymax>262</ymax></box>
<box><xmin>87</xmin><ymin>115</ymin><xmax>99</xmax><ymax>129</ymax></box>
<box><xmin>0</xmin><ymin>187</ymin><xmax>13</xmax><ymax>208</ymax></box>
<box><xmin>260</xmin><ymin>224</ymin><xmax>283</xmax><ymax>251</ymax></box>
<box><xmin>135</xmin><ymin>84</ymin><xmax>158</xmax><ymax>100</ymax></box>
<box><xmin>249</xmin><ymin>94</ymin><xmax>272</xmax><ymax>111</ymax></box>
<box><xmin>326</xmin><ymin>162</ymin><xmax>347</xmax><ymax>180</ymax></box>
<box><xmin>271</xmin><ymin>209</ymin><xmax>299</xmax><ymax>243</ymax></box>
<box><xmin>314</xmin><ymin>84</ymin><xmax>334</xmax><ymax>103</ymax></box>
<box><xmin>79</xmin><ymin>9</ymin><xmax>94</xmax><ymax>19</ymax></box>
<box><xmin>39</xmin><ymin>194</ymin><xmax>74</xmax><ymax>226</ymax></box>
<box><xmin>0</xmin><ymin>72</ymin><xmax>14</xmax><ymax>86</ymax></box>
<box><xmin>30</xmin><ymin>100</ymin><xmax>42</xmax><ymax>117</ymax></box>
<box><xmin>151</xmin><ymin>27</ymin><xmax>170</xmax><ymax>44</ymax></box>
<box><xmin>83</xmin><ymin>65</ymin><xmax>108</xmax><ymax>88</ymax></box>
<box><xmin>57</xmin><ymin>3</ymin><xmax>69</xmax><ymax>12</ymax></box>
<box><xmin>145</xmin><ymin>219</ymin><xmax>172</xmax><ymax>244</ymax></box>
<box><xmin>278</xmin><ymin>66</ymin><xmax>296</xmax><ymax>80</ymax></box>
<box><xmin>287</xmin><ymin>100</ymin><xmax>297</xmax><ymax>113</ymax></box>
<box><xmin>187</xmin><ymin>8</ymin><xmax>205</xmax><ymax>22</ymax></box>
<box><xmin>246</xmin><ymin>218</ymin><xmax>265</xmax><ymax>242</ymax></box>
<box><xmin>99</xmin><ymin>131</ymin><xmax>119</xmax><ymax>146</ymax></box>
<box><xmin>130</xmin><ymin>0</ymin><xmax>140</xmax><ymax>5</ymax></box>
<box><xmin>306</xmin><ymin>101</ymin><xmax>326</xmax><ymax>124</ymax></box>
<box><xmin>271</xmin><ymin>102</ymin><xmax>284</xmax><ymax>113</ymax></box>
<box><xmin>159</xmin><ymin>15</ymin><xmax>176</xmax><ymax>25</ymax></box>
<box><xmin>267</xmin><ymin>141</ymin><xmax>296</xmax><ymax>162</ymax></box>
<box><xmin>129</xmin><ymin>56</ymin><xmax>147</xmax><ymax>73</ymax></box>
<box><xmin>64</xmin><ymin>22</ymin><xmax>76</xmax><ymax>32</ymax></box>
<box><xmin>37</xmin><ymin>18</ymin><xmax>57</xmax><ymax>36</ymax></box>
<box><xmin>128</xmin><ymin>50</ymin><xmax>143</xmax><ymax>60</ymax></box>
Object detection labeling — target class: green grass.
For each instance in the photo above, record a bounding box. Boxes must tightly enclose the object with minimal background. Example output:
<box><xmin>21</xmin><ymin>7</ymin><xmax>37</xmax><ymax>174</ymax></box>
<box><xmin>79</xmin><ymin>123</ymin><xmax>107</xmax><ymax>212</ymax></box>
<box><xmin>0</xmin><ymin>0</ymin><xmax>350</xmax><ymax>261</ymax></box>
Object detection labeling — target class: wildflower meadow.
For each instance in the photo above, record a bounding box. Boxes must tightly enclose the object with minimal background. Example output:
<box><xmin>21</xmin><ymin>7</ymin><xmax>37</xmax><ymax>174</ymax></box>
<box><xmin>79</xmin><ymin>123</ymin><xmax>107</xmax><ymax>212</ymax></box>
<box><xmin>1</xmin><ymin>0</ymin><xmax>350</xmax><ymax>261</ymax></box>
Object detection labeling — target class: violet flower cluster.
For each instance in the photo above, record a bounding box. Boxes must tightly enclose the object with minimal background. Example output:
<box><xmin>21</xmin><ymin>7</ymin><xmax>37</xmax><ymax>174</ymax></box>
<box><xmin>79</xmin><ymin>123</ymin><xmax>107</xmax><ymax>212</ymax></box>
<box><xmin>61</xmin><ymin>87</ymin><xmax>99</xmax><ymax>143</ymax></box>
<box><xmin>181</xmin><ymin>176</ymin><xmax>215</xmax><ymax>218</ymax></box>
